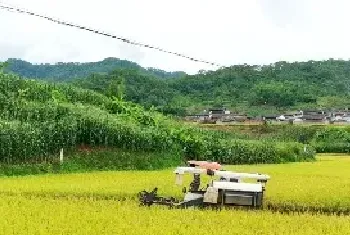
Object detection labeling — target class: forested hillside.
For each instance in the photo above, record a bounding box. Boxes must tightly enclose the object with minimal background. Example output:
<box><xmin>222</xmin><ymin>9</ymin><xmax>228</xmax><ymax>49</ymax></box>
<box><xmin>73</xmin><ymin>59</ymin><xmax>350</xmax><ymax>116</ymax></box>
<box><xmin>4</xmin><ymin>58</ymin><xmax>186</xmax><ymax>81</ymax></box>
<box><xmin>5</xmin><ymin>58</ymin><xmax>350</xmax><ymax>116</ymax></box>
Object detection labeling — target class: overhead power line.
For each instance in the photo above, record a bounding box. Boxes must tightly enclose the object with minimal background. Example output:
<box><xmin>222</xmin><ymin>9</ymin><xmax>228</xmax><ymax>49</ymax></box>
<box><xmin>0</xmin><ymin>2</ymin><xmax>222</xmax><ymax>68</ymax></box>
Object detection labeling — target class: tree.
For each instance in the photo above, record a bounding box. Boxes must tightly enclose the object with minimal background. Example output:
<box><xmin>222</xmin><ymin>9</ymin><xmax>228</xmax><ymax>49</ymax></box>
<box><xmin>52</xmin><ymin>89</ymin><xmax>68</xmax><ymax>104</ymax></box>
<box><xmin>107</xmin><ymin>76</ymin><xmax>126</xmax><ymax>101</ymax></box>
<box><xmin>0</xmin><ymin>62</ymin><xmax>9</xmax><ymax>73</ymax></box>
<box><xmin>250</xmin><ymin>82</ymin><xmax>295</xmax><ymax>107</ymax></box>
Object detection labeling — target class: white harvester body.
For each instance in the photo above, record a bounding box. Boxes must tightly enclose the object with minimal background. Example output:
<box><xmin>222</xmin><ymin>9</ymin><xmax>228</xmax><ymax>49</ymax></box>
<box><xmin>173</xmin><ymin>161</ymin><xmax>270</xmax><ymax>207</ymax></box>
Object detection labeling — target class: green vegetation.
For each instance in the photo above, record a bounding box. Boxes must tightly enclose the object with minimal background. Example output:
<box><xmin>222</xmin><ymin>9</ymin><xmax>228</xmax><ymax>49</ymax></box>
<box><xmin>0</xmin><ymin>63</ymin><xmax>315</xmax><ymax>175</ymax></box>
<box><xmin>5</xmin><ymin>56</ymin><xmax>350</xmax><ymax>175</ymax></box>
<box><xmin>6</xmin><ymin>58</ymin><xmax>350</xmax><ymax>116</ymax></box>
<box><xmin>201</xmin><ymin>124</ymin><xmax>350</xmax><ymax>154</ymax></box>
<box><xmin>0</xmin><ymin>148</ymin><xmax>179</xmax><ymax>176</ymax></box>
<box><xmin>71</xmin><ymin>59</ymin><xmax>350</xmax><ymax>116</ymax></box>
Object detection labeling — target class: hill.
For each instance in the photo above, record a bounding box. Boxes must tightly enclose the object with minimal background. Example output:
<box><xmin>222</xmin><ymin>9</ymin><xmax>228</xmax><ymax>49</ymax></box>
<box><xmin>71</xmin><ymin>59</ymin><xmax>350</xmax><ymax>116</ymax></box>
<box><xmin>3</xmin><ymin>57</ymin><xmax>186</xmax><ymax>81</ymax></box>
<box><xmin>0</xmin><ymin>63</ymin><xmax>314</xmax><ymax>175</ymax></box>
<box><xmin>71</xmin><ymin>68</ymin><xmax>187</xmax><ymax>115</ymax></box>
<box><xmin>169</xmin><ymin>59</ymin><xmax>350</xmax><ymax>115</ymax></box>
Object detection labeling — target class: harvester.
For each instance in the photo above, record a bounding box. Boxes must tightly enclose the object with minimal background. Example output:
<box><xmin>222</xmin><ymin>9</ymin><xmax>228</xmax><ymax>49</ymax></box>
<box><xmin>138</xmin><ymin>160</ymin><xmax>270</xmax><ymax>209</ymax></box>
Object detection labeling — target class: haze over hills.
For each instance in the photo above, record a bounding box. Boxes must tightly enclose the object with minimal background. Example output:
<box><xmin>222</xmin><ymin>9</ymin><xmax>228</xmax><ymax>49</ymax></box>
<box><xmin>4</xmin><ymin>57</ymin><xmax>350</xmax><ymax>116</ymax></box>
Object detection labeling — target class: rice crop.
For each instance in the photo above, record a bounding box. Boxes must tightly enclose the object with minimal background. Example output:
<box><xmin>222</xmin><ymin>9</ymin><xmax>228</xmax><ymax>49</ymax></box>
<box><xmin>0</xmin><ymin>196</ymin><xmax>349</xmax><ymax>235</ymax></box>
<box><xmin>0</xmin><ymin>155</ymin><xmax>348</xmax><ymax>210</ymax></box>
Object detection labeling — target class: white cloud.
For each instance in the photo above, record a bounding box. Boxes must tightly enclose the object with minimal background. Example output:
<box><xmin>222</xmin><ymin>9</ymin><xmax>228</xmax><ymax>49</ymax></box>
<box><xmin>1</xmin><ymin>0</ymin><xmax>350</xmax><ymax>74</ymax></box>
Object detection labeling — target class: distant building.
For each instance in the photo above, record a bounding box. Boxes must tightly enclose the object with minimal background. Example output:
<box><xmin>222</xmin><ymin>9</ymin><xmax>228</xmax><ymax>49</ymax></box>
<box><xmin>208</xmin><ymin>107</ymin><xmax>230</xmax><ymax>115</ymax></box>
<box><xmin>184</xmin><ymin>107</ymin><xmax>350</xmax><ymax>124</ymax></box>
<box><xmin>276</xmin><ymin>115</ymin><xmax>286</xmax><ymax>121</ymax></box>
<box><xmin>184</xmin><ymin>107</ymin><xmax>233</xmax><ymax>123</ymax></box>
<box><xmin>300</xmin><ymin>114</ymin><xmax>327</xmax><ymax>122</ymax></box>
<box><xmin>262</xmin><ymin>115</ymin><xmax>279</xmax><ymax>120</ymax></box>
<box><xmin>303</xmin><ymin>110</ymin><xmax>326</xmax><ymax>115</ymax></box>
<box><xmin>233</xmin><ymin>115</ymin><xmax>248</xmax><ymax>122</ymax></box>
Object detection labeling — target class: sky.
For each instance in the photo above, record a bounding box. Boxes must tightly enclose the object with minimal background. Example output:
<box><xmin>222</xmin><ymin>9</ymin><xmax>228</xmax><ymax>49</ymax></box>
<box><xmin>0</xmin><ymin>0</ymin><xmax>350</xmax><ymax>74</ymax></box>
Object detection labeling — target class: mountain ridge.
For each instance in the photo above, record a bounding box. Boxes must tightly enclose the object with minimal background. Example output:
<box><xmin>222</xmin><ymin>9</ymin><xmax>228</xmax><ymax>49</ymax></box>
<box><xmin>3</xmin><ymin>57</ymin><xmax>187</xmax><ymax>81</ymax></box>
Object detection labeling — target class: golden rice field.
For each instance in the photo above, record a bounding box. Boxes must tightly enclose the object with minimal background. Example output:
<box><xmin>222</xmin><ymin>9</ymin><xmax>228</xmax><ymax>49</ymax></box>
<box><xmin>0</xmin><ymin>155</ymin><xmax>349</xmax><ymax>207</ymax></box>
<box><xmin>0</xmin><ymin>196</ymin><xmax>349</xmax><ymax>235</ymax></box>
<box><xmin>0</xmin><ymin>155</ymin><xmax>349</xmax><ymax>234</ymax></box>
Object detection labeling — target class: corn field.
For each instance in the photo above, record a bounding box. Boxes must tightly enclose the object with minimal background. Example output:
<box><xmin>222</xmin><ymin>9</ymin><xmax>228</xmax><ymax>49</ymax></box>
<box><xmin>0</xmin><ymin>72</ymin><xmax>315</xmax><ymax>171</ymax></box>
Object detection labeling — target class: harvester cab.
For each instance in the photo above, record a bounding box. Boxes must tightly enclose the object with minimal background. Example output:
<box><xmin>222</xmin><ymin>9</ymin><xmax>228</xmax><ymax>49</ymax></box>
<box><xmin>138</xmin><ymin>160</ymin><xmax>271</xmax><ymax>209</ymax></box>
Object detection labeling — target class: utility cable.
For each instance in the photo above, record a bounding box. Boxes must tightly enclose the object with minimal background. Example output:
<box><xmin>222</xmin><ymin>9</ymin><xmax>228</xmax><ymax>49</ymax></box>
<box><xmin>0</xmin><ymin>2</ymin><xmax>223</xmax><ymax>68</ymax></box>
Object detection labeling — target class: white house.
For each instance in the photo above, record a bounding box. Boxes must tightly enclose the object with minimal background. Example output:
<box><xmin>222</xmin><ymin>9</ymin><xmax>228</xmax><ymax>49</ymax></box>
<box><xmin>276</xmin><ymin>115</ymin><xmax>286</xmax><ymax>121</ymax></box>
<box><xmin>331</xmin><ymin>116</ymin><xmax>344</xmax><ymax>121</ymax></box>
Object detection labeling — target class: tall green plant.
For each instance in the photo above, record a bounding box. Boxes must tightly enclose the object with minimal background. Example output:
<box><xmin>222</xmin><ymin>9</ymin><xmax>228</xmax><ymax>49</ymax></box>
<box><xmin>0</xmin><ymin>62</ymin><xmax>9</xmax><ymax>73</ymax></box>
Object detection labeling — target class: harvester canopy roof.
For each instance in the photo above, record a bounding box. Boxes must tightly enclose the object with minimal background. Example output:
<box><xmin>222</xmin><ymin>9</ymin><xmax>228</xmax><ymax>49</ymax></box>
<box><xmin>187</xmin><ymin>160</ymin><xmax>222</xmax><ymax>170</ymax></box>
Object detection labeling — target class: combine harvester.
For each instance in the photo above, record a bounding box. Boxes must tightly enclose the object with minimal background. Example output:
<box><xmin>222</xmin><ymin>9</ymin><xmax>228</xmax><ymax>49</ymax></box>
<box><xmin>138</xmin><ymin>161</ymin><xmax>350</xmax><ymax>215</ymax></box>
<box><xmin>138</xmin><ymin>160</ymin><xmax>270</xmax><ymax>209</ymax></box>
